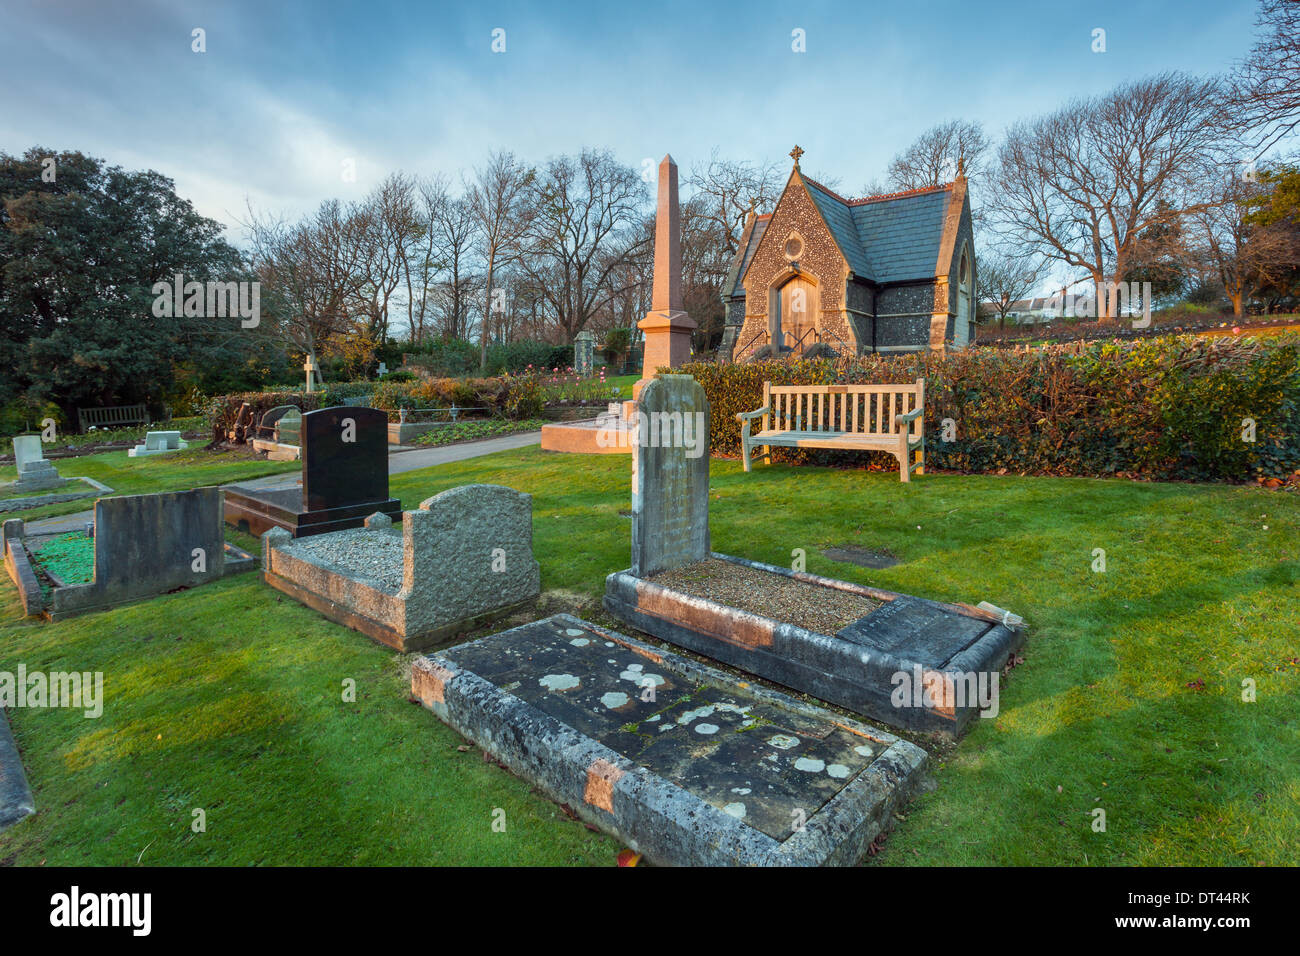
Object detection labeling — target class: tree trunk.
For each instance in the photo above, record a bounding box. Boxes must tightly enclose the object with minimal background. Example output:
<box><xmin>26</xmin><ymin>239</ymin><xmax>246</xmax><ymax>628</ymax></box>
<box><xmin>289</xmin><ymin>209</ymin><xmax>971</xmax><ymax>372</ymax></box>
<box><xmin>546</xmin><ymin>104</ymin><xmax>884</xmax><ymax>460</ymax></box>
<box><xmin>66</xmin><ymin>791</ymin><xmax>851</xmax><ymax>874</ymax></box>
<box><xmin>480</xmin><ymin>251</ymin><xmax>496</xmax><ymax>374</ymax></box>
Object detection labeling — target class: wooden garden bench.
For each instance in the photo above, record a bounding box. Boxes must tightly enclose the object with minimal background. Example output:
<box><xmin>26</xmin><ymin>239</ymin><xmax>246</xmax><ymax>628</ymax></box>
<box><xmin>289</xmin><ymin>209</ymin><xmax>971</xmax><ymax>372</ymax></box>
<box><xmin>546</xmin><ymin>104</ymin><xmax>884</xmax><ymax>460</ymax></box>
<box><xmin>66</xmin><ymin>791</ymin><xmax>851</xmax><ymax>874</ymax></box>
<box><xmin>77</xmin><ymin>403</ymin><xmax>150</xmax><ymax>433</ymax></box>
<box><xmin>735</xmin><ymin>379</ymin><xmax>926</xmax><ymax>482</ymax></box>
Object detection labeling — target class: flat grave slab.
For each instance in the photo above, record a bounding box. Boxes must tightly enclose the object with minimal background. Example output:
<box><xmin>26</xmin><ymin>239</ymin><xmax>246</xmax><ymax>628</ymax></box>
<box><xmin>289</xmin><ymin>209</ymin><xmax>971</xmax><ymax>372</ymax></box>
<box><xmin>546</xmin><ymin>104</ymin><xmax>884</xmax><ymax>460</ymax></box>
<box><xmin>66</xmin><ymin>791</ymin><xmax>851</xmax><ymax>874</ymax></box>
<box><xmin>411</xmin><ymin>614</ymin><xmax>926</xmax><ymax>866</ymax></box>
<box><xmin>605</xmin><ymin>553</ymin><xmax>1024</xmax><ymax>737</ymax></box>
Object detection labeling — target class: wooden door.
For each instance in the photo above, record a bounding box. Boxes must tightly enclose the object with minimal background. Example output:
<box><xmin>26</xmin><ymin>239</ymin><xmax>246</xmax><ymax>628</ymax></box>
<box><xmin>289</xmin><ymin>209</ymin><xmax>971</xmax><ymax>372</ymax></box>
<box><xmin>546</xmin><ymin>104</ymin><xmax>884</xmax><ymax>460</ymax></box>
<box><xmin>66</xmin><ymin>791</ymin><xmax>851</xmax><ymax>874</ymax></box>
<box><xmin>780</xmin><ymin>277</ymin><xmax>817</xmax><ymax>354</ymax></box>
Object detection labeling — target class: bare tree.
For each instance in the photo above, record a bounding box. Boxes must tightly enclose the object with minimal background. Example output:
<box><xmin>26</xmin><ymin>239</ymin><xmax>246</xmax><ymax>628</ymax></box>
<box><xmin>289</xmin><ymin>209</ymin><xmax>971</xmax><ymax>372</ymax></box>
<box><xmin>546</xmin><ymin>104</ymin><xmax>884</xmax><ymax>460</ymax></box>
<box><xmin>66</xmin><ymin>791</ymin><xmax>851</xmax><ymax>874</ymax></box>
<box><xmin>886</xmin><ymin>119</ymin><xmax>990</xmax><ymax>190</ymax></box>
<box><xmin>685</xmin><ymin>150</ymin><xmax>783</xmax><ymax>258</ymax></box>
<box><xmin>350</xmin><ymin>172</ymin><xmax>422</xmax><ymax>350</ymax></box>
<box><xmin>977</xmin><ymin>252</ymin><xmax>1045</xmax><ymax>329</ymax></box>
<box><xmin>517</xmin><ymin>149</ymin><xmax>649</xmax><ymax>342</ymax></box>
<box><xmin>467</xmin><ymin>150</ymin><xmax>534</xmax><ymax>370</ymax></box>
<box><xmin>989</xmin><ymin>73</ymin><xmax>1226</xmax><ymax>320</ymax></box>
<box><xmin>244</xmin><ymin>198</ymin><xmax>369</xmax><ymax>383</ymax></box>
<box><xmin>1224</xmin><ymin>0</ymin><xmax>1300</xmax><ymax>155</ymax></box>
<box><xmin>1191</xmin><ymin>165</ymin><xmax>1300</xmax><ymax>316</ymax></box>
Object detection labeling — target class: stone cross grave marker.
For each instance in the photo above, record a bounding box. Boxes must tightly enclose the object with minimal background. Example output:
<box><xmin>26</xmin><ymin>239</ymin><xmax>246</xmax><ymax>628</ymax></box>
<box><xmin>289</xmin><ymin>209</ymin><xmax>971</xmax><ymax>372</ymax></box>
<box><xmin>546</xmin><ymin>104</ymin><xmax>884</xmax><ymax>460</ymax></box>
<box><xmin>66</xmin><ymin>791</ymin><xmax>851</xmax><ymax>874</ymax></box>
<box><xmin>630</xmin><ymin>374</ymin><xmax>710</xmax><ymax>577</ymax></box>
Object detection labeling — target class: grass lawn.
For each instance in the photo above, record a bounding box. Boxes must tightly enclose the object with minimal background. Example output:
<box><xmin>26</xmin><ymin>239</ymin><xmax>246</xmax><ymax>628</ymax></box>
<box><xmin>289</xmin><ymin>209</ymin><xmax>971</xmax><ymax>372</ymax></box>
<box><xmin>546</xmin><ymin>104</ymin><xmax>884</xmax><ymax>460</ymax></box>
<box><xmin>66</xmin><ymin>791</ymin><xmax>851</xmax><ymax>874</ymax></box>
<box><xmin>1</xmin><ymin>447</ymin><xmax>1296</xmax><ymax>866</ymax></box>
<box><xmin>0</xmin><ymin>447</ymin><xmax>300</xmax><ymax>522</ymax></box>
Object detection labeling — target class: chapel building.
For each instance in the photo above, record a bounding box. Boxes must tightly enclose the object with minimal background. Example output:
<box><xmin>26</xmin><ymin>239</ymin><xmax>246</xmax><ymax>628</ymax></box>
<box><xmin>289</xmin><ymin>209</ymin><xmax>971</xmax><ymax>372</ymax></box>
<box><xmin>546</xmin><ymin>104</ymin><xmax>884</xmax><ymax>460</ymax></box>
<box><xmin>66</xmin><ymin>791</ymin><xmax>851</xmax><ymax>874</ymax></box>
<box><xmin>721</xmin><ymin>147</ymin><xmax>976</xmax><ymax>360</ymax></box>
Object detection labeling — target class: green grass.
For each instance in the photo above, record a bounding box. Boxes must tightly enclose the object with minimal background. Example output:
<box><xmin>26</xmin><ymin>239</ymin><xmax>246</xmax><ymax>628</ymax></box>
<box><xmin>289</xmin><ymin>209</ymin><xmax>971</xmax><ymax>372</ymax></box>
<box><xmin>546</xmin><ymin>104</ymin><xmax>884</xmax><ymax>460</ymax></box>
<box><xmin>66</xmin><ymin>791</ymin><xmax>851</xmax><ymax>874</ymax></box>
<box><xmin>412</xmin><ymin>418</ymin><xmax>547</xmax><ymax>447</ymax></box>
<box><xmin>0</xmin><ymin>447</ymin><xmax>300</xmax><ymax>522</ymax></box>
<box><xmin>1</xmin><ymin>448</ymin><xmax>1296</xmax><ymax>866</ymax></box>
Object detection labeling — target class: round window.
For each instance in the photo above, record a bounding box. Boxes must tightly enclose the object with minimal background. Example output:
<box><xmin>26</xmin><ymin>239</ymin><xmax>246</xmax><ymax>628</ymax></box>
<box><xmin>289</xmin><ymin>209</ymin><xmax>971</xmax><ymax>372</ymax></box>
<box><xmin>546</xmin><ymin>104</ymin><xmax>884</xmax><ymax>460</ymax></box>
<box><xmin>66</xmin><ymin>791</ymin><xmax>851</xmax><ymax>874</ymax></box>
<box><xmin>784</xmin><ymin>236</ymin><xmax>803</xmax><ymax>260</ymax></box>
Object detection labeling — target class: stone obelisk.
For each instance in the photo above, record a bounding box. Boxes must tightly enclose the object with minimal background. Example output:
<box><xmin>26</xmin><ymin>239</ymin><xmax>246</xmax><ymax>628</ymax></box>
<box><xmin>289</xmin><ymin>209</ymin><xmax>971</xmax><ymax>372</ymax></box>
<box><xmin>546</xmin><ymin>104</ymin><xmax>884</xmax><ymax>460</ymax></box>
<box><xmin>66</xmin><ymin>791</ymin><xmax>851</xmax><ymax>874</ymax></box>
<box><xmin>632</xmin><ymin>155</ymin><xmax>696</xmax><ymax>405</ymax></box>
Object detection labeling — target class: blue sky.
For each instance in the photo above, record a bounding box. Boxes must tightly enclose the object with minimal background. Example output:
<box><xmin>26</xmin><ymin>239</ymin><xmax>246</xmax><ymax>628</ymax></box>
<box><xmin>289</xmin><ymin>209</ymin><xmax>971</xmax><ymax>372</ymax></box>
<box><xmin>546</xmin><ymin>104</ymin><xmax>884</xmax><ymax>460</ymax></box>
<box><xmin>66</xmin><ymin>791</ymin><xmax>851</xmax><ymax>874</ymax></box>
<box><xmin>0</xmin><ymin>0</ymin><xmax>1265</xmax><ymax>241</ymax></box>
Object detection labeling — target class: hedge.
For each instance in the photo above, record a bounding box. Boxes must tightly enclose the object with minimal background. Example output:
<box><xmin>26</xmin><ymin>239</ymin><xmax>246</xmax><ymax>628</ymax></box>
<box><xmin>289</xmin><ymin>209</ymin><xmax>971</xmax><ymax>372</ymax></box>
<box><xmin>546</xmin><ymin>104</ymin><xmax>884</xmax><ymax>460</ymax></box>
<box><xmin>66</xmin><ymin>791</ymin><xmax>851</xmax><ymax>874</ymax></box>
<box><xmin>678</xmin><ymin>335</ymin><xmax>1300</xmax><ymax>482</ymax></box>
<box><xmin>205</xmin><ymin>375</ymin><xmax>540</xmax><ymax>442</ymax></box>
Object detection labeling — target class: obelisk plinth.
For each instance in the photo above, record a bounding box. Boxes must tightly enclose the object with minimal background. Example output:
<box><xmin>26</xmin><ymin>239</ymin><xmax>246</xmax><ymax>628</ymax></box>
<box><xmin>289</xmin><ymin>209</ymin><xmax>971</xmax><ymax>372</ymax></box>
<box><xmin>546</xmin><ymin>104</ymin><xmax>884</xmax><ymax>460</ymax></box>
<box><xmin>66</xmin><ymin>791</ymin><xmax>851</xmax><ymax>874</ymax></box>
<box><xmin>631</xmin><ymin>155</ymin><xmax>696</xmax><ymax>406</ymax></box>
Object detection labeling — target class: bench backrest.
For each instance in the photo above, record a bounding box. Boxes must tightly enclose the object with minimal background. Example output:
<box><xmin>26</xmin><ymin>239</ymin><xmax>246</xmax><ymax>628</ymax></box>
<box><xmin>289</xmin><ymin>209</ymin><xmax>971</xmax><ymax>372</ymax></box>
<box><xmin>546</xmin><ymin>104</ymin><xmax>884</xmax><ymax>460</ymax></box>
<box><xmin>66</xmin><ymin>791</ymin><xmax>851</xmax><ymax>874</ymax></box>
<box><xmin>78</xmin><ymin>404</ymin><xmax>149</xmax><ymax>433</ymax></box>
<box><xmin>763</xmin><ymin>379</ymin><xmax>925</xmax><ymax>437</ymax></box>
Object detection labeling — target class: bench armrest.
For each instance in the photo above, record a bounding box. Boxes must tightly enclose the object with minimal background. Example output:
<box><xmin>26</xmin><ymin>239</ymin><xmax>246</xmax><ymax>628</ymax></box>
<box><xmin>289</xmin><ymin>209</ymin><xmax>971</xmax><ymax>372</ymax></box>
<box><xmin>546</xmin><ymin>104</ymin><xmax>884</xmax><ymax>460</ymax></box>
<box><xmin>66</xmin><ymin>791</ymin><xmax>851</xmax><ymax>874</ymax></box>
<box><xmin>735</xmin><ymin>406</ymin><xmax>771</xmax><ymax>423</ymax></box>
<box><xmin>894</xmin><ymin>407</ymin><xmax>924</xmax><ymax>427</ymax></box>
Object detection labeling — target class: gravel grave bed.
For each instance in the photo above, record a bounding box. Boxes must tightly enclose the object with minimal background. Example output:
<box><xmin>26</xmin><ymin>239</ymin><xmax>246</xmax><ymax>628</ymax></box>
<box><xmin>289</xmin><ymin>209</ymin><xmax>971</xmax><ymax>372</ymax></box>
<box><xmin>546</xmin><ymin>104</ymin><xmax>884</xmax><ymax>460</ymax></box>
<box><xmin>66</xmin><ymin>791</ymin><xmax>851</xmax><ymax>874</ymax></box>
<box><xmin>649</xmin><ymin>557</ymin><xmax>881</xmax><ymax>635</ymax></box>
<box><xmin>284</xmin><ymin>529</ymin><xmax>405</xmax><ymax>592</ymax></box>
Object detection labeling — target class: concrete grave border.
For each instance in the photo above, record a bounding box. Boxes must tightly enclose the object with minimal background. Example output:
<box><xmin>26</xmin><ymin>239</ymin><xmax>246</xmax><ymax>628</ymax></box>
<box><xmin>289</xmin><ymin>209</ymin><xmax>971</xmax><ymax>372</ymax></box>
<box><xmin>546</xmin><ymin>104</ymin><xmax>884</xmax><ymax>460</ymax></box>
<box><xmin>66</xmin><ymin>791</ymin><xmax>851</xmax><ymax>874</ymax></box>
<box><xmin>262</xmin><ymin>483</ymin><xmax>541</xmax><ymax>652</ymax></box>
<box><xmin>411</xmin><ymin>613</ymin><xmax>927</xmax><ymax>867</ymax></box>
<box><xmin>0</xmin><ymin>707</ymin><xmax>35</xmax><ymax>834</ymax></box>
<box><xmin>0</xmin><ymin>476</ymin><xmax>112</xmax><ymax>515</ymax></box>
<box><xmin>4</xmin><ymin>489</ymin><xmax>256</xmax><ymax>620</ymax></box>
<box><xmin>605</xmin><ymin>552</ymin><xmax>1025</xmax><ymax>737</ymax></box>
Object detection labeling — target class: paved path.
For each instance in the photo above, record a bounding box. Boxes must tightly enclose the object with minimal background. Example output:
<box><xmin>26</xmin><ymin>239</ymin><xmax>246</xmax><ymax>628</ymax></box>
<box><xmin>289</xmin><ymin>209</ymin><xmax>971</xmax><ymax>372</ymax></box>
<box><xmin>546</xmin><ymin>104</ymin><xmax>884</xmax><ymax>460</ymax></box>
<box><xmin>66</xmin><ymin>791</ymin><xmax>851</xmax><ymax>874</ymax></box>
<box><xmin>23</xmin><ymin>431</ymin><xmax>543</xmax><ymax>536</ymax></box>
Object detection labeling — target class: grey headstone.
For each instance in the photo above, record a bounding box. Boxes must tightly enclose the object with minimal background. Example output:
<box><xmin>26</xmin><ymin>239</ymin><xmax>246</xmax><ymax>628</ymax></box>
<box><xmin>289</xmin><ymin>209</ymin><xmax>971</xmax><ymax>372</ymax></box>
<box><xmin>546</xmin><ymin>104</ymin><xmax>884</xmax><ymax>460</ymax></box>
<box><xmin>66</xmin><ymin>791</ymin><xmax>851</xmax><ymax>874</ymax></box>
<box><xmin>50</xmin><ymin>487</ymin><xmax>226</xmax><ymax>616</ymax></box>
<box><xmin>630</xmin><ymin>374</ymin><xmax>710</xmax><ymax>577</ymax></box>
<box><xmin>364</xmin><ymin>512</ymin><xmax>392</xmax><ymax>530</ymax></box>
<box><xmin>12</xmin><ymin>436</ymin><xmax>43</xmax><ymax>472</ymax></box>
<box><xmin>402</xmin><ymin>484</ymin><xmax>540</xmax><ymax>633</ymax></box>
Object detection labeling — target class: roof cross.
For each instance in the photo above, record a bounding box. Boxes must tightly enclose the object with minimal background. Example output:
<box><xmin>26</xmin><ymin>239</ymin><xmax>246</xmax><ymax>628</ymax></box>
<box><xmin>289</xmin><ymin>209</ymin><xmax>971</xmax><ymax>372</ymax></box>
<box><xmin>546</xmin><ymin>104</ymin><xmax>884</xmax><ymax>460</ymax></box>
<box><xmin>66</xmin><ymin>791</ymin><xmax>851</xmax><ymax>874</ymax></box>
<box><xmin>790</xmin><ymin>145</ymin><xmax>804</xmax><ymax>167</ymax></box>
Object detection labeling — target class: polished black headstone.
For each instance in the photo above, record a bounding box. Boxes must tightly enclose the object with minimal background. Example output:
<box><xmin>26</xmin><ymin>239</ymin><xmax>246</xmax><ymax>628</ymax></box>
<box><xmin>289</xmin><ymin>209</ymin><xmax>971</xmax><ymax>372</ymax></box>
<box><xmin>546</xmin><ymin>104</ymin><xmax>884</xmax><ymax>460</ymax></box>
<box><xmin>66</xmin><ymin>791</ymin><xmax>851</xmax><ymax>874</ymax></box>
<box><xmin>224</xmin><ymin>405</ymin><xmax>401</xmax><ymax>538</ymax></box>
<box><xmin>302</xmin><ymin>405</ymin><xmax>390</xmax><ymax>511</ymax></box>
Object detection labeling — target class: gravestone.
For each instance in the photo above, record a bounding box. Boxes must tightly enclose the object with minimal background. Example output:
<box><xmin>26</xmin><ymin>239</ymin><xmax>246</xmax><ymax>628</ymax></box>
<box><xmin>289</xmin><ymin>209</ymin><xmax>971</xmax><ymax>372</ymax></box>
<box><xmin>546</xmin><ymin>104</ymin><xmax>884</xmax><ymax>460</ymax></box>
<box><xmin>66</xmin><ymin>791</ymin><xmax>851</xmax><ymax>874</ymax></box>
<box><xmin>127</xmin><ymin>430</ymin><xmax>187</xmax><ymax>457</ymax></box>
<box><xmin>261</xmin><ymin>482</ymin><xmax>540</xmax><ymax>650</ymax></box>
<box><xmin>402</xmin><ymin>484</ymin><xmax>541</xmax><ymax>635</ymax></box>
<box><xmin>630</xmin><ymin>374</ymin><xmax>710</xmax><ymax>577</ymax></box>
<box><xmin>224</xmin><ymin>405</ymin><xmax>401</xmax><ymax>537</ymax></box>
<box><xmin>47</xmin><ymin>487</ymin><xmax>241</xmax><ymax>618</ymax></box>
<box><xmin>574</xmin><ymin>330</ymin><xmax>595</xmax><ymax>375</ymax></box>
<box><xmin>10</xmin><ymin>436</ymin><xmax>65</xmax><ymax>491</ymax></box>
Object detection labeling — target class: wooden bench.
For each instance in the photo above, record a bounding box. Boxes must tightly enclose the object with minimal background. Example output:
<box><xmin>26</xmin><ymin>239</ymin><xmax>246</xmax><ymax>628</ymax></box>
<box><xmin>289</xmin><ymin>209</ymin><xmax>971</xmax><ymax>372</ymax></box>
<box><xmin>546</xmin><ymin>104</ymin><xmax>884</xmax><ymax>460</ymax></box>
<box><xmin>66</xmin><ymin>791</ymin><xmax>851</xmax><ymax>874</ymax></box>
<box><xmin>735</xmin><ymin>379</ymin><xmax>925</xmax><ymax>482</ymax></box>
<box><xmin>77</xmin><ymin>403</ymin><xmax>150</xmax><ymax>433</ymax></box>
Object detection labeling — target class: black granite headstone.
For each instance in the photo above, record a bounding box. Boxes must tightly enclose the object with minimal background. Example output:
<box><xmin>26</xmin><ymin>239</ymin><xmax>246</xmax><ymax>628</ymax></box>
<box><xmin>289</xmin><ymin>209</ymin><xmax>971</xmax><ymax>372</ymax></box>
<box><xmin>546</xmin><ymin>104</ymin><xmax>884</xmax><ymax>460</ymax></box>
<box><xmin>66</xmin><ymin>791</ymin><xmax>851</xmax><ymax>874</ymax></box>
<box><xmin>224</xmin><ymin>405</ymin><xmax>401</xmax><ymax>538</ymax></box>
<box><xmin>302</xmin><ymin>406</ymin><xmax>390</xmax><ymax>511</ymax></box>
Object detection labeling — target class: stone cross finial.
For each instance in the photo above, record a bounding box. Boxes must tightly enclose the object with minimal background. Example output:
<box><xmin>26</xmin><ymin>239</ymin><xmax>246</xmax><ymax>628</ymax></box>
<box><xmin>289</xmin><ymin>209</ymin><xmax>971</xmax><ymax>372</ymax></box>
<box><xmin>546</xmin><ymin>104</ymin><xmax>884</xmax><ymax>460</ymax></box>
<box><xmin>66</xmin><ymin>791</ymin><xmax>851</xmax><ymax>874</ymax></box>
<box><xmin>790</xmin><ymin>145</ymin><xmax>804</xmax><ymax>167</ymax></box>
<box><xmin>956</xmin><ymin>156</ymin><xmax>966</xmax><ymax>179</ymax></box>
<box><xmin>652</xmin><ymin>155</ymin><xmax>682</xmax><ymax>313</ymax></box>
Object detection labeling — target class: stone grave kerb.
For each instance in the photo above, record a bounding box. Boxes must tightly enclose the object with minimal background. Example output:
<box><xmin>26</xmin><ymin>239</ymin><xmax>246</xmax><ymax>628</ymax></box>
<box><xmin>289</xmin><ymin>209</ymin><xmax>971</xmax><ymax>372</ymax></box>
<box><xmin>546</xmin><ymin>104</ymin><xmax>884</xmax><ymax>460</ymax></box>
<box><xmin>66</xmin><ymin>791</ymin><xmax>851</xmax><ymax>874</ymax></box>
<box><xmin>630</xmin><ymin>374</ymin><xmax>710</xmax><ymax>578</ymax></box>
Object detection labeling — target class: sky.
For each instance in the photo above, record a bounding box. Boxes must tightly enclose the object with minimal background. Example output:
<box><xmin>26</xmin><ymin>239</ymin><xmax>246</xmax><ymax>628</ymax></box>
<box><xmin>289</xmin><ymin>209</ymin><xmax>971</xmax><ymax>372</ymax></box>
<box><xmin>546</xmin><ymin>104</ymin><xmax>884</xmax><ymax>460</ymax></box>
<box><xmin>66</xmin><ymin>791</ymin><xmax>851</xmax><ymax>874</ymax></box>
<box><xmin>0</xmin><ymin>0</ymin><xmax>1269</xmax><ymax>247</ymax></box>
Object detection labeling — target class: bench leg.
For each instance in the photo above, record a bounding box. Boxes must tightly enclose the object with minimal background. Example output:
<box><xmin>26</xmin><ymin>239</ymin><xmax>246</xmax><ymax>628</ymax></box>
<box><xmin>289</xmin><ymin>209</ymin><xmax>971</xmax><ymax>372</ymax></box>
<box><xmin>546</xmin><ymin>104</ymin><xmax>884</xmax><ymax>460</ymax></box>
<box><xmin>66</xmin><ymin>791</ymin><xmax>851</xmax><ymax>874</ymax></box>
<box><xmin>741</xmin><ymin>437</ymin><xmax>752</xmax><ymax>473</ymax></box>
<box><xmin>897</xmin><ymin>452</ymin><xmax>909</xmax><ymax>483</ymax></box>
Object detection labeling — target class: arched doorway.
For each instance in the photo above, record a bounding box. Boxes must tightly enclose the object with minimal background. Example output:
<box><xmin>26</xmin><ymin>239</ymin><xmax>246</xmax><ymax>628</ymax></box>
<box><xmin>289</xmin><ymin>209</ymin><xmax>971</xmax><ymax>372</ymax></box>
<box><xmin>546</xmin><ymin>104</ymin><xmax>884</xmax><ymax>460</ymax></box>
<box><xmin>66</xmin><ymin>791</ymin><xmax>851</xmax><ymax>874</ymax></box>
<box><xmin>775</xmin><ymin>274</ymin><xmax>818</xmax><ymax>355</ymax></box>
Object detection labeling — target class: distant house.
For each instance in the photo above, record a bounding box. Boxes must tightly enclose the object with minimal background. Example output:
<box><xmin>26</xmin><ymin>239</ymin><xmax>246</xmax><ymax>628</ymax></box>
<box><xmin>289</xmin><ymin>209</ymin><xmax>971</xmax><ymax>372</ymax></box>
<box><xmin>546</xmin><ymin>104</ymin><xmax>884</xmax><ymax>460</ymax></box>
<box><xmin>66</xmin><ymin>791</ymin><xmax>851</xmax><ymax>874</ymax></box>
<box><xmin>981</xmin><ymin>297</ymin><xmax>1061</xmax><ymax>325</ymax></box>
<box><xmin>721</xmin><ymin>147</ymin><xmax>976</xmax><ymax>361</ymax></box>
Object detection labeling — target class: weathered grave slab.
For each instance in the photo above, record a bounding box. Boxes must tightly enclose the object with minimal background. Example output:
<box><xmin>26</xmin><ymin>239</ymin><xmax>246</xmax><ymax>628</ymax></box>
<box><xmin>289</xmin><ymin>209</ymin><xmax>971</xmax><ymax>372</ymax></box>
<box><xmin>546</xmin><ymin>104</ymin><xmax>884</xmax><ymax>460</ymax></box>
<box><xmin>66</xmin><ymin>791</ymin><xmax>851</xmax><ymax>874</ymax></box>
<box><xmin>225</xmin><ymin>406</ymin><xmax>400</xmax><ymax>537</ymax></box>
<box><xmin>0</xmin><ymin>707</ymin><xmax>35</xmax><ymax>833</ymax></box>
<box><xmin>603</xmin><ymin>376</ymin><xmax>1024</xmax><ymax>736</ymax></box>
<box><xmin>263</xmin><ymin>483</ymin><xmax>540</xmax><ymax>651</ymax></box>
<box><xmin>411</xmin><ymin>614</ymin><xmax>926</xmax><ymax>866</ymax></box>
<box><xmin>606</xmin><ymin>553</ymin><xmax>1024</xmax><ymax>737</ymax></box>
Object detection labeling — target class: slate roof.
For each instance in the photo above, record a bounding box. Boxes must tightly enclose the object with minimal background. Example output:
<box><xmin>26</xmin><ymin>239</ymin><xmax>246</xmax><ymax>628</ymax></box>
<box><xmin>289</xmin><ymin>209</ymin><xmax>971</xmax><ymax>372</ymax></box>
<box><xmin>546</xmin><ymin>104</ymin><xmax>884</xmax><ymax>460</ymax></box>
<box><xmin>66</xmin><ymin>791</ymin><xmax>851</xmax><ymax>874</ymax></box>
<box><xmin>727</xmin><ymin>214</ymin><xmax>769</xmax><ymax>297</ymax></box>
<box><xmin>802</xmin><ymin>178</ymin><xmax>954</xmax><ymax>285</ymax></box>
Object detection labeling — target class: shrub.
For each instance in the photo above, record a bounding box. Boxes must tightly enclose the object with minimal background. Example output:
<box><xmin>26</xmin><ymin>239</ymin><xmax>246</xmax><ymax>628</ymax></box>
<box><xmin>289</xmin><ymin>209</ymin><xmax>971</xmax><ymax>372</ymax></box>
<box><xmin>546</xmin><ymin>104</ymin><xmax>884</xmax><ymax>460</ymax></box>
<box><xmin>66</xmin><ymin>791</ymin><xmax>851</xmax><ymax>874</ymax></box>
<box><xmin>205</xmin><ymin>390</ymin><xmax>321</xmax><ymax>442</ymax></box>
<box><xmin>679</xmin><ymin>335</ymin><xmax>1300</xmax><ymax>482</ymax></box>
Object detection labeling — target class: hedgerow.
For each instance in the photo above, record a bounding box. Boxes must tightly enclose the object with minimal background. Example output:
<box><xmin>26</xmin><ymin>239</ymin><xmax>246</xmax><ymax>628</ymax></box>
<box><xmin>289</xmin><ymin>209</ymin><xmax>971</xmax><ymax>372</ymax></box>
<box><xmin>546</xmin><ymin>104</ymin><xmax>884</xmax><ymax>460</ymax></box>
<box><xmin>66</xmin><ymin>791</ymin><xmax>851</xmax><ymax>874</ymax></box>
<box><xmin>678</xmin><ymin>335</ymin><xmax>1300</xmax><ymax>482</ymax></box>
